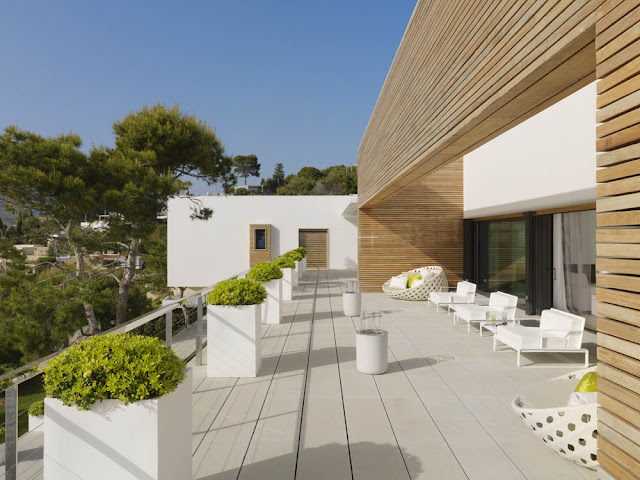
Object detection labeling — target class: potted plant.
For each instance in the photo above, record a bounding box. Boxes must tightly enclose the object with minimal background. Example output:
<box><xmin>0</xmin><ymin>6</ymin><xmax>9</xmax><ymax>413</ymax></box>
<box><xmin>28</xmin><ymin>400</ymin><xmax>45</xmax><ymax>432</ymax></box>
<box><xmin>247</xmin><ymin>262</ymin><xmax>283</xmax><ymax>325</ymax></box>
<box><xmin>273</xmin><ymin>256</ymin><xmax>296</xmax><ymax>301</ymax></box>
<box><xmin>42</xmin><ymin>334</ymin><xmax>191</xmax><ymax>480</ymax></box>
<box><xmin>295</xmin><ymin>247</ymin><xmax>308</xmax><ymax>274</ymax></box>
<box><xmin>206</xmin><ymin>278</ymin><xmax>267</xmax><ymax>377</ymax></box>
<box><xmin>283</xmin><ymin>250</ymin><xmax>303</xmax><ymax>285</ymax></box>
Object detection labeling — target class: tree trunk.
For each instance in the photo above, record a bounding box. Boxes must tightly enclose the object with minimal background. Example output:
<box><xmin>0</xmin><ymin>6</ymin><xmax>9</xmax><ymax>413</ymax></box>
<box><xmin>115</xmin><ymin>237</ymin><xmax>140</xmax><ymax>325</ymax></box>
<box><xmin>66</xmin><ymin>221</ymin><xmax>100</xmax><ymax>335</ymax></box>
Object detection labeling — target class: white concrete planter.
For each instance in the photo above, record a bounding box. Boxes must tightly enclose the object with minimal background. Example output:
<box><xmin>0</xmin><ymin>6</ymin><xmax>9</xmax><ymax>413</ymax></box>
<box><xmin>292</xmin><ymin>261</ymin><xmax>300</xmax><ymax>286</ymax></box>
<box><xmin>262</xmin><ymin>278</ymin><xmax>283</xmax><ymax>325</ymax></box>
<box><xmin>282</xmin><ymin>268</ymin><xmax>294</xmax><ymax>301</ymax></box>
<box><xmin>343</xmin><ymin>292</ymin><xmax>361</xmax><ymax>317</ymax></box>
<box><xmin>301</xmin><ymin>257</ymin><xmax>307</xmax><ymax>274</ymax></box>
<box><xmin>356</xmin><ymin>331</ymin><xmax>388</xmax><ymax>375</ymax></box>
<box><xmin>207</xmin><ymin>304</ymin><xmax>262</xmax><ymax>377</ymax></box>
<box><xmin>44</xmin><ymin>368</ymin><xmax>192</xmax><ymax>480</ymax></box>
<box><xmin>29</xmin><ymin>414</ymin><xmax>44</xmax><ymax>432</ymax></box>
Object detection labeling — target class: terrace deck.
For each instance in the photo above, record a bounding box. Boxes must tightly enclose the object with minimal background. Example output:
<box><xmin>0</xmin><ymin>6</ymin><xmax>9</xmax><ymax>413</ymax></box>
<box><xmin>2</xmin><ymin>269</ymin><xmax>598</xmax><ymax>479</ymax></box>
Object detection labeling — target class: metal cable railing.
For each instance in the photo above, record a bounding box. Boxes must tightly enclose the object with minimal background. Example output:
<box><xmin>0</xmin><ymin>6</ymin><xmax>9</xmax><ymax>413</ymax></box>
<box><xmin>0</xmin><ymin>268</ymin><xmax>250</xmax><ymax>480</ymax></box>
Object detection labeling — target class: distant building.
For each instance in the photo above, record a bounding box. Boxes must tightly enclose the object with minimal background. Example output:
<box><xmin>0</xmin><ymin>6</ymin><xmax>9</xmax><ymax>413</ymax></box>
<box><xmin>233</xmin><ymin>185</ymin><xmax>263</xmax><ymax>195</ymax></box>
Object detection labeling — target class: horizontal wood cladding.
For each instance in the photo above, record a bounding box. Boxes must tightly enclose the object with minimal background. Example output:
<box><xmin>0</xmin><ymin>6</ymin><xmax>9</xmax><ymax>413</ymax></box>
<box><xmin>358</xmin><ymin>159</ymin><xmax>463</xmax><ymax>293</ymax></box>
<box><xmin>358</xmin><ymin>0</ymin><xmax>603</xmax><ymax>208</ymax></box>
<box><xmin>596</xmin><ymin>1</ymin><xmax>640</xmax><ymax>477</ymax></box>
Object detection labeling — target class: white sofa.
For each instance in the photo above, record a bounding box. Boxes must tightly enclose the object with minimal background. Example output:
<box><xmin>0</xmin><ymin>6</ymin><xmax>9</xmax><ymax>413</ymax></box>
<box><xmin>452</xmin><ymin>291</ymin><xmax>518</xmax><ymax>333</ymax></box>
<box><xmin>428</xmin><ymin>281</ymin><xmax>476</xmax><ymax>313</ymax></box>
<box><xmin>494</xmin><ymin>308</ymin><xmax>587</xmax><ymax>367</ymax></box>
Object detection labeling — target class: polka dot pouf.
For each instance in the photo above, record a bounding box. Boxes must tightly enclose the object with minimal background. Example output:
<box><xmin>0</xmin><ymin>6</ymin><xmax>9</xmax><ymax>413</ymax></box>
<box><xmin>511</xmin><ymin>368</ymin><xmax>598</xmax><ymax>470</ymax></box>
<box><xmin>382</xmin><ymin>266</ymin><xmax>448</xmax><ymax>301</ymax></box>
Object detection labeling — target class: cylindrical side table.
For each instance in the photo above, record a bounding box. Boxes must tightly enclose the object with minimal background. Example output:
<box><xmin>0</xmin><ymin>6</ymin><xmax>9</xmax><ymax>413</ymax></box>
<box><xmin>356</xmin><ymin>330</ymin><xmax>388</xmax><ymax>374</ymax></box>
<box><xmin>343</xmin><ymin>292</ymin><xmax>361</xmax><ymax>317</ymax></box>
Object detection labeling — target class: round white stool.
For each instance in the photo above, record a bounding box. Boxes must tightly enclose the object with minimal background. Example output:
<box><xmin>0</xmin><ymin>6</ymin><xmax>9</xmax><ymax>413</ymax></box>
<box><xmin>356</xmin><ymin>330</ymin><xmax>388</xmax><ymax>374</ymax></box>
<box><xmin>343</xmin><ymin>292</ymin><xmax>361</xmax><ymax>317</ymax></box>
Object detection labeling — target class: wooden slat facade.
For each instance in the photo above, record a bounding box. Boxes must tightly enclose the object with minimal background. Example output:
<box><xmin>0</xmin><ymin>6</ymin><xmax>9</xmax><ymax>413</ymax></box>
<box><xmin>596</xmin><ymin>1</ymin><xmax>640</xmax><ymax>478</ymax></box>
<box><xmin>358</xmin><ymin>160</ymin><xmax>463</xmax><ymax>292</ymax></box>
<box><xmin>298</xmin><ymin>229</ymin><xmax>328</xmax><ymax>268</ymax></box>
<box><xmin>358</xmin><ymin>0</ymin><xmax>603</xmax><ymax>209</ymax></box>
<box><xmin>357</xmin><ymin>0</ymin><xmax>640</xmax><ymax>477</ymax></box>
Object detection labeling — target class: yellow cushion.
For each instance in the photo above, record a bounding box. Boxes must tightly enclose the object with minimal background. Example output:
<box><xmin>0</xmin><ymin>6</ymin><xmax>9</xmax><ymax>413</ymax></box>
<box><xmin>407</xmin><ymin>273</ymin><xmax>422</xmax><ymax>288</ymax></box>
<box><xmin>574</xmin><ymin>371</ymin><xmax>598</xmax><ymax>393</ymax></box>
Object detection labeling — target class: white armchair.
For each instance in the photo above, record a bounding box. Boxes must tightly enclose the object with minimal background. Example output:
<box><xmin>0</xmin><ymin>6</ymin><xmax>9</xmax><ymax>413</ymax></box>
<box><xmin>428</xmin><ymin>281</ymin><xmax>476</xmax><ymax>313</ymax></box>
<box><xmin>493</xmin><ymin>308</ymin><xmax>587</xmax><ymax>367</ymax></box>
<box><xmin>452</xmin><ymin>291</ymin><xmax>518</xmax><ymax>333</ymax></box>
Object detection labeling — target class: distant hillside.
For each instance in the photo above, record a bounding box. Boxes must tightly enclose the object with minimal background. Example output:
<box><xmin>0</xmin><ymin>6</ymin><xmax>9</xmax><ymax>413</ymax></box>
<box><xmin>0</xmin><ymin>201</ymin><xmax>16</xmax><ymax>225</ymax></box>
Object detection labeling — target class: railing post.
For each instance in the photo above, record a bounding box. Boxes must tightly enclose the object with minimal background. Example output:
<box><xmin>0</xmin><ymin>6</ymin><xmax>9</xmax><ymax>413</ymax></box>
<box><xmin>196</xmin><ymin>296</ymin><xmax>203</xmax><ymax>366</ymax></box>
<box><xmin>165</xmin><ymin>310</ymin><xmax>172</xmax><ymax>348</ymax></box>
<box><xmin>5</xmin><ymin>384</ymin><xmax>18</xmax><ymax>480</ymax></box>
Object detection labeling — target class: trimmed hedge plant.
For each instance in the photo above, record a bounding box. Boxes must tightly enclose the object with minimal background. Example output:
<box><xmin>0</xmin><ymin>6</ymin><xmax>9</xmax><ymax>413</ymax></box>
<box><xmin>273</xmin><ymin>257</ymin><xmax>295</xmax><ymax>269</ymax></box>
<box><xmin>247</xmin><ymin>262</ymin><xmax>283</xmax><ymax>283</ymax></box>
<box><xmin>295</xmin><ymin>247</ymin><xmax>307</xmax><ymax>258</ymax></box>
<box><xmin>28</xmin><ymin>400</ymin><xmax>45</xmax><ymax>417</ymax></box>
<box><xmin>43</xmin><ymin>334</ymin><xmax>186</xmax><ymax>410</ymax></box>
<box><xmin>206</xmin><ymin>278</ymin><xmax>267</xmax><ymax>306</ymax></box>
<box><xmin>282</xmin><ymin>251</ymin><xmax>303</xmax><ymax>262</ymax></box>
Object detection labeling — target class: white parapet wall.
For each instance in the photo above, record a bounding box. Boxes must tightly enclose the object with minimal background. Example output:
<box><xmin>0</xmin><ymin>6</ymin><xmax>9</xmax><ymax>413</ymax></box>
<box><xmin>168</xmin><ymin>195</ymin><xmax>357</xmax><ymax>288</ymax></box>
<box><xmin>464</xmin><ymin>82</ymin><xmax>597</xmax><ymax>218</ymax></box>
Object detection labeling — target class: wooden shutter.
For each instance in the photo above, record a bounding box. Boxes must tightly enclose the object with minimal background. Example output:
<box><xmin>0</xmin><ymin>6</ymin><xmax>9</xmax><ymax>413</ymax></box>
<box><xmin>299</xmin><ymin>229</ymin><xmax>327</xmax><ymax>268</ymax></box>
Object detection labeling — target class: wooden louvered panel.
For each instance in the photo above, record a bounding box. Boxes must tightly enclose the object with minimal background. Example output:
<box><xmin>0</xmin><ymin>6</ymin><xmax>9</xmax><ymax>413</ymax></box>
<box><xmin>299</xmin><ymin>229</ymin><xmax>327</xmax><ymax>269</ymax></box>
<box><xmin>358</xmin><ymin>0</ymin><xmax>603</xmax><ymax>208</ymax></box>
<box><xmin>596</xmin><ymin>1</ymin><xmax>640</xmax><ymax>477</ymax></box>
<box><xmin>358</xmin><ymin>159</ymin><xmax>463</xmax><ymax>293</ymax></box>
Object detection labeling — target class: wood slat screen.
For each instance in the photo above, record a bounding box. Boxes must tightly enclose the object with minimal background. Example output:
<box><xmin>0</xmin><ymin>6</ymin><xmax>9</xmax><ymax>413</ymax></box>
<box><xmin>358</xmin><ymin>159</ymin><xmax>463</xmax><ymax>292</ymax></box>
<box><xmin>596</xmin><ymin>1</ymin><xmax>640</xmax><ymax>477</ymax></box>
<box><xmin>358</xmin><ymin>0</ymin><xmax>603</xmax><ymax>208</ymax></box>
<box><xmin>299</xmin><ymin>229</ymin><xmax>328</xmax><ymax>268</ymax></box>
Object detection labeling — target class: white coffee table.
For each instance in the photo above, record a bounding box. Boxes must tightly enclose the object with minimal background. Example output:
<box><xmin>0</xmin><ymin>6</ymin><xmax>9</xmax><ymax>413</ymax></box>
<box><xmin>452</xmin><ymin>305</ymin><xmax>506</xmax><ymax>333</ymax></box>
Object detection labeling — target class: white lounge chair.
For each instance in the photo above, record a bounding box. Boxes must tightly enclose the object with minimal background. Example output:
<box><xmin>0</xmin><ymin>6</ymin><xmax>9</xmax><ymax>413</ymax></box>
<box><xmin>382</xmin><ymin>266</ymin><xmax>448</xmax><ymax>301</ymax></box>
<box><xmin>451</xmin><ymin>291</ymin><xmax>519</xmax><ymax>333</ymax></box>
<box><xmin>493</xmin><ymin>308</ymin><xmax>588</xmax><ymax>367</ymax></box>
<box><xmin>428</xmin><ymin>281</ymin><xmax>476</xmax><ymax>313</ymax></box>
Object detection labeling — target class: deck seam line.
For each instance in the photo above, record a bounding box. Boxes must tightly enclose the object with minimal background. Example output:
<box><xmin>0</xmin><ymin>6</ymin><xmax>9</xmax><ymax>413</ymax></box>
<box><xmin>293</xmin><ymin>269</ymin><xmax>320</xmax><ymax>479</ymax></box>
<box><xmin>388</xmin><ymin>314</ymin><xmax>528</xmax><ymax>479</ymax></box>
<box><xmin>192</xmin><ymin>324</ymin><xmax>276</xmax><ymax>457</ymax></box>
<box><xmin>236</xmin><ymin>269</ymin><xmax>317</xmax><ymax>480</ymax></box>
<box><xmin>327</xmin><ymin>270</ymin><xmax>355</xmax><ymax>480</ymax></box>
<box><xmin>385</xmin><ymin>344</ymin><xmax>470</xmax><ymax>479</ymax></box>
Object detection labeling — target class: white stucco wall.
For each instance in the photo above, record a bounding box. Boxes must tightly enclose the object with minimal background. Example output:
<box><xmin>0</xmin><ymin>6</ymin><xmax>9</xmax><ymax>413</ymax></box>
<box><xmin>168</xmin><ymin>195</ymin><xmax>358</xmax><ymax>287</ymax></box>
<box><xmin>464</xmin><ymin>82</ymin><xmax>596</xmax><ymax>218</ymax></box>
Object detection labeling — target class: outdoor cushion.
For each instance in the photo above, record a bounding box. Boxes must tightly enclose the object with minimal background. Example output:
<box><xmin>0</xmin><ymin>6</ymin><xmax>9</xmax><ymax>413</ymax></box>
<box><xmin>496</xmin><ymin>325</ymin><xmax>569</xmax><ymax>350</ymax></box>
<box><xmin>410</xmin><ymin>277</ymin><xmax>425</xmax><ymax>288</ymax></box>
<box><xmin>407</xmin><ymin>273</ymin><xmax>422</xmax><ymax>288</ymax></box>
<box><xmin>389</xmin><ymin>276</ymin><xmax>407</xmax><ymax>289</ymax></box>
<box><xmin>575</xmin><ymin>371</ymin><xmax>598</xmax><ymax>392</ymax></box>
<box><xmin>567</xmin><ymin>392</ymin><xmax>597</xmax><ymax>407</ymax></box>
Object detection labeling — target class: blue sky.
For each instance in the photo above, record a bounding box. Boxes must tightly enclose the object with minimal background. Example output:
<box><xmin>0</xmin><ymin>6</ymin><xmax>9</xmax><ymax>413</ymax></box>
<box><xmin>1</xmin><ymin>1</ymin><xmax>416</xmax><ymax>194</ymax></box>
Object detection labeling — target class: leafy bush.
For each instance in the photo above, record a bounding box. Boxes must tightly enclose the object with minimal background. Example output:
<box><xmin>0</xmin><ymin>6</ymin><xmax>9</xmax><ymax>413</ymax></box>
<box><xmin>295</xmin><ymin>247</ymin><xmax>307</xmax><ymax>258</ymax></box>
<box><xmin>247</xmin><ymin>262</ymin><xmax>283</xmax><ymax>282</ymax></box>
<box><xmin>273</xmin><ymin>257</ymin><xmax>295</xmax><ymax>269</ymax></box>
<box><xmin>283</xmin><ymin>250</ymin><xmax>303</xmax><ymax>261</ymax></box>
<box><xmin>43</xmin><ymin>334</ymin><xmax>186</xmax><ymax>410</ymax></box>
<box><xmin>206</xmin><ymin>278</ymin><xmax>267</xmax><ymax>306</ymax></box>
<box><xmin>28</xmin><ymin>400</ymin><xmax>45</xmax><ymax>416</ymax></box>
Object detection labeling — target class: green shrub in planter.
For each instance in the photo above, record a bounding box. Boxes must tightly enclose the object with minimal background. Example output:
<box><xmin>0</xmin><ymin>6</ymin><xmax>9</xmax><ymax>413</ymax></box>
<box><xmin>28</xmin><ymin>400</ymin><xmax>45</xmax><ymax>417</ymax></box>
<box><xmin>247</xmin><ymin>262</ymin><xmax>283</xmax><ymax>282</ymax></box>
<box><xmin>295</xmin><ymin>247</ymin><xmax>307</xmax><ymax>258</ymax></box>
<box><xmin>43</xmin><ymin>334</ymin><xmax>186</xmax><ymax>410</ymax></box>
<box><xmin>206</xmin><ymin>278</ymin><xmax>267</xmax><ymax>306</ymax></box>
<box><xmin>273</xmin><ymin>257</ymin><xmax>295</xmax><ymax>269</ymax></box>
<box><xmin>283</xmin><ymin>251</ymin><xmax>303</xmax><ymax>262</ymax></box>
